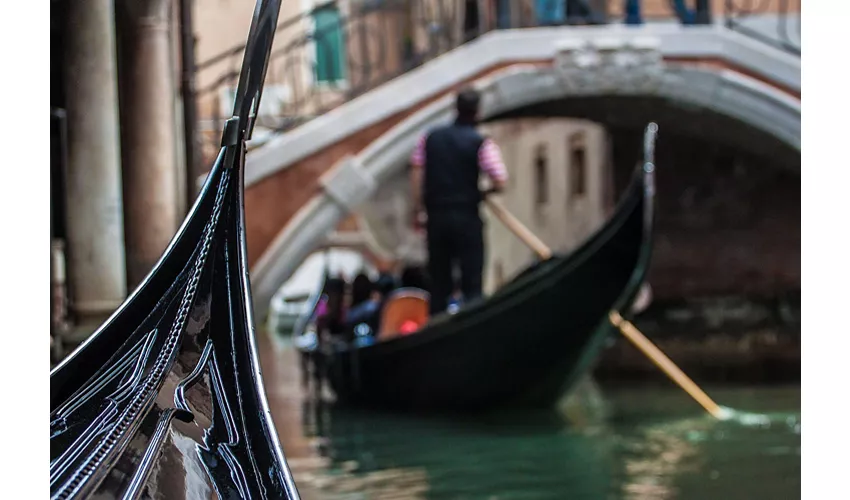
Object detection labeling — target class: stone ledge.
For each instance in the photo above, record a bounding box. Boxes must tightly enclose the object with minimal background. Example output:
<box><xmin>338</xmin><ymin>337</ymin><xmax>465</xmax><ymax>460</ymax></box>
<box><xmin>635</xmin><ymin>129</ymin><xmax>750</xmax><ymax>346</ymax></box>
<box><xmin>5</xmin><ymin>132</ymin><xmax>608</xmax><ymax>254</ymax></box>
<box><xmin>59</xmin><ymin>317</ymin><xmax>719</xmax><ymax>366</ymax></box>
<box><xmin>595</xmin><ymin>328</ymin><xmax>800</xmax><ymax>384</ymax></box>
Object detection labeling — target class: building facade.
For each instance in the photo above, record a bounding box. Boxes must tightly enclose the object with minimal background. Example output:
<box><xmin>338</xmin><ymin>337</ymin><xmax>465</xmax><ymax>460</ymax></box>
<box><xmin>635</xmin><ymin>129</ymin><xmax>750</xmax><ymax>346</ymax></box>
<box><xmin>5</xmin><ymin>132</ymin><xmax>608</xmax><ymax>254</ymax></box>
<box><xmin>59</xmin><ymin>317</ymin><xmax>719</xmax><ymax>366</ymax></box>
<box><xmin>481</xmin><ymin>118</ymin><xmax>612</xmax><ymax>292</ymax></box>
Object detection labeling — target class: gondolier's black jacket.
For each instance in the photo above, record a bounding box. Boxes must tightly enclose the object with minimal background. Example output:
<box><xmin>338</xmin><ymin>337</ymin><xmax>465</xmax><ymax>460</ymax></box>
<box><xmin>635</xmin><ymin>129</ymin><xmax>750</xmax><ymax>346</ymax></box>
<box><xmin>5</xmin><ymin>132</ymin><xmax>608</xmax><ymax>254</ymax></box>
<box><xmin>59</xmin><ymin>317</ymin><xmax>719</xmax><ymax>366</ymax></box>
<box><xmin>422</xmin><ymin>122</ymin><xmax>485</xmax><ymax>214</ymax></box>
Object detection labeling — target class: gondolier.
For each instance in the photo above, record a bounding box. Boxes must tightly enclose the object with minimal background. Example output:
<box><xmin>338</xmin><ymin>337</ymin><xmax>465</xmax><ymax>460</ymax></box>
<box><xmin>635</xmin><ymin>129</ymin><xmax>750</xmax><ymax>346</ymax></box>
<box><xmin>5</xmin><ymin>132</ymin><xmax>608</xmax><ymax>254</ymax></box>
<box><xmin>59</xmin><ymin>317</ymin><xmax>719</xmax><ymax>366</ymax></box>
<box><xmin>302</xmin><ymin>138</ymin><xmax>657</xmax><ymax>411</ymax></box>
<box><xmin>410</xmin><ymin>87</ymin><xmax>508</xmax><ymax>315</ymax></box>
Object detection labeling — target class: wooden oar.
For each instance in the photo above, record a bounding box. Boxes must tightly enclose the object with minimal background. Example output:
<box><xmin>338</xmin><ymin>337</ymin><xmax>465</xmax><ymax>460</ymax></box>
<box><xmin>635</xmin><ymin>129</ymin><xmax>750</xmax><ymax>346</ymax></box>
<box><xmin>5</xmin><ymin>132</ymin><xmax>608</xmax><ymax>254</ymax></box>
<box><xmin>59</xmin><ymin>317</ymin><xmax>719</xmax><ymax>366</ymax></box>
<box><xmin>608</xmin><ymin>310</ymin><xmax>727</xmax><ymax>419</ymax></box>
<box><xmin>483</xmin><ymin>196</ymin><xmax>729</xmax><ymax>420</ymax></box>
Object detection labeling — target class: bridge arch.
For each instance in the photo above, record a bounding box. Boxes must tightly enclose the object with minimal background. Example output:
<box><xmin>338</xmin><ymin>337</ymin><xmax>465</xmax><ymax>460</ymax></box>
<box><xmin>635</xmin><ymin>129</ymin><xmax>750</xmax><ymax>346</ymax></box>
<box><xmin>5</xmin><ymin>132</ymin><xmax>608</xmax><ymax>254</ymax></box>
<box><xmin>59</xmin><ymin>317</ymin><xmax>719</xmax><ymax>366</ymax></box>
<box><xmin>248</xmin><ymin>46</ymin><xmax>799</xmax><ymax>318</ymax></box>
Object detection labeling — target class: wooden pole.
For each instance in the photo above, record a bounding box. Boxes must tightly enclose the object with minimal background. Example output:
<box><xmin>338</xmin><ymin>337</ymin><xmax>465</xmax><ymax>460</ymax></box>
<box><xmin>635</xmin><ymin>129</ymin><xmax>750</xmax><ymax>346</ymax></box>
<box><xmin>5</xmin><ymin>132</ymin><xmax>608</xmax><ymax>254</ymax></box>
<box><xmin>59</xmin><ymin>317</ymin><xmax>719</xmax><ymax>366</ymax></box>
<box><xmin>483</xmin><ymin>195</ymin><xmax>728</xmax><ymax>420</ymax></box>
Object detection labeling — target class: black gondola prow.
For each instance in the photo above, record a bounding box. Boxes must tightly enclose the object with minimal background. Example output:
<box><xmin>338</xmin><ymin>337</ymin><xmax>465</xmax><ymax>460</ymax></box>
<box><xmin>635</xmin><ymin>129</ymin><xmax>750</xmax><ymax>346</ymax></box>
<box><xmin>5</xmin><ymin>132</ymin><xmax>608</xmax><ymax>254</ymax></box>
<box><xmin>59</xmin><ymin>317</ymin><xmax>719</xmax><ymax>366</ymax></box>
<box><xmin>49</xmin><ymin>1</ymin><xmax>304</xmax><ymax>499</ymax></box>
<box><xmin>220</xmin><ymin>0</ymin><xmax>281</xmax><ymax>163</ymax></box>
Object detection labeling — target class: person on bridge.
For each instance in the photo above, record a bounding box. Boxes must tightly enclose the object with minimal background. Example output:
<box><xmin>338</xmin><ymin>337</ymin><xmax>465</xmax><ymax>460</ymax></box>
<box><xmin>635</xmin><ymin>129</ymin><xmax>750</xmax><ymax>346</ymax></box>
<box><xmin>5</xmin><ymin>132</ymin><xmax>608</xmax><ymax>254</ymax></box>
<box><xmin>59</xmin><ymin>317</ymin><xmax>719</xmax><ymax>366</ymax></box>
<box><xmin>409</xmin><ymin>87</ymin><xmax>509</xmax><ymax>315</ymax></box>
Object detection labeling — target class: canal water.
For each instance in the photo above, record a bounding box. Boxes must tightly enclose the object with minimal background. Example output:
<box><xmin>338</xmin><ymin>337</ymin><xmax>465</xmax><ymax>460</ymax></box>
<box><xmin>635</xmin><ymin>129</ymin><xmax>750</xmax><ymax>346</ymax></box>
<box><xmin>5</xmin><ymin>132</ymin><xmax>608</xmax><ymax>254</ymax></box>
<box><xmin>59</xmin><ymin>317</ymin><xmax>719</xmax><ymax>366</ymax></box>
<box><xmin>260</xmin><ymin>336</ymin><xmax>800</xmax><ymax>500</ymax></box>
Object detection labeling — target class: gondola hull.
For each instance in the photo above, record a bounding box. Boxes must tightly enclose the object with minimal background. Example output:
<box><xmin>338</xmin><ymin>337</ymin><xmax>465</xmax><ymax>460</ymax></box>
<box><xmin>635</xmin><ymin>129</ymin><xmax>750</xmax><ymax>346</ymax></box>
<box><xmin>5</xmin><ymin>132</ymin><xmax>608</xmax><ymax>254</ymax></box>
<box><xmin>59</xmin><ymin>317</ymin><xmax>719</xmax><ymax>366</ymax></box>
<box><xmin>48</xmin><ymin>1</ymin><xmax>301</xmax><ymax>498</ymax></box>
<box><xmin>321</xmin><ymin>151</ymin><xmax>656</xmax><ymax>413</ymax></box>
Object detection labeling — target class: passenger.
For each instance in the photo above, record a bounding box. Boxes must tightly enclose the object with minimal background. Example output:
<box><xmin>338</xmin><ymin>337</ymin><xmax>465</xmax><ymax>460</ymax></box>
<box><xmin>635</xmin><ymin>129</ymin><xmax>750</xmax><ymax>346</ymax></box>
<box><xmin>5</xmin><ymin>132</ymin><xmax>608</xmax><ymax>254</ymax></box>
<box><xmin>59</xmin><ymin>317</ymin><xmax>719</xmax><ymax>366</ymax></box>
<box><xmin>314</xmin><ymin>295</ymin><xmax>328</xmax><ymax>319</ymax></box>
<box><xmin>400</xmin><ymin>264</ymin><xmax>429</xmax><ymax>291</ymax></box>
<box><xmin>375</xmin><ymin>271</ymin><xmax>399</xmax><ymax>293</ymax></box>
<box><xmin>303</xmin><ymin>277</ymin><xmax>344</xmax><ymax>386</ymax></box>
<box><xmin>318</xmin><ymin>277</ymin><xmax>347</xmax><ymax>338</ymax></box>
<box><xmin>447</xmin><ymin>290</ymin><xmax>463</xmax><ymax>314</ymax></box>
<box><xmin>375</xmin><ymin>274</ymin><xmax>398</xmax><ymax>301</ymax></box>
<box><xmin>349</xmin><ymin>272</ymin><xmax>373</xmax><ymax>309</ymax></box>
<box><xmin>345</xmin><ymin>274</ymin><xmax>396</xmax><ymax>333</ymax></box>
<box><xmin>345</xmin><ymin>286</ymin><xmax>381</xmax><ymax>330</ymax></box>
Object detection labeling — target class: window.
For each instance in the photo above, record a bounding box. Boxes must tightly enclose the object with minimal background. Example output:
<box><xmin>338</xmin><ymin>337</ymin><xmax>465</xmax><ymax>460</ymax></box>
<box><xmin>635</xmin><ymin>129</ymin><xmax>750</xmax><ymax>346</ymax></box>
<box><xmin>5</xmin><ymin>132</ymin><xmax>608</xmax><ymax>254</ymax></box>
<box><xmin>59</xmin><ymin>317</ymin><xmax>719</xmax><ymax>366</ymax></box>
<box><xmin>312</xmin><ymin>4</ymin><xmax>346</xmax><ymax>84</ymax></box>
<box><xmin>569</xmin><ymin>133</ymin><xmax>586</xmax><ymax>197</ymax></box>
<box><xmin>534</xmin><ymin>144</ymin><xmax>548</xmax><ymax>206</ymax></box>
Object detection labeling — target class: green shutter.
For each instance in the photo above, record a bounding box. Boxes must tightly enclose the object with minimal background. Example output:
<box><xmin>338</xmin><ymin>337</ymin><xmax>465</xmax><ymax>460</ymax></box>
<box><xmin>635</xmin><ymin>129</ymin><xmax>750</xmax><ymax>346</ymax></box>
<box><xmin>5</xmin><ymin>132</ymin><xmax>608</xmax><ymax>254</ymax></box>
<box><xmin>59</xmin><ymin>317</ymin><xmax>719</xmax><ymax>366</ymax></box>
<box><xmin>313</xmin><ymin>6</ymin><xmax>345</xmax><ymax>83</ymax></box>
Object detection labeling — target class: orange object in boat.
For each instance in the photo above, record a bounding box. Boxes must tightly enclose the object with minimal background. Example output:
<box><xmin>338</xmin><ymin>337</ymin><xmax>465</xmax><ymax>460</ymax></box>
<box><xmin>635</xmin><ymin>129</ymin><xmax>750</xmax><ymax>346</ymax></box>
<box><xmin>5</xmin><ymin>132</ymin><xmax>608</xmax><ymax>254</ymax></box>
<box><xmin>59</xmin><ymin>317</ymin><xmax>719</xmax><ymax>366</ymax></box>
<box><xmin>399</xmin><ymin>320</ymin><xmax>420</xmax><ymax>334</ymax></box>
<box><xmin>376</xmin><ymin>289</ymin><xmax>430</xmax><ymax>341</ymax></box>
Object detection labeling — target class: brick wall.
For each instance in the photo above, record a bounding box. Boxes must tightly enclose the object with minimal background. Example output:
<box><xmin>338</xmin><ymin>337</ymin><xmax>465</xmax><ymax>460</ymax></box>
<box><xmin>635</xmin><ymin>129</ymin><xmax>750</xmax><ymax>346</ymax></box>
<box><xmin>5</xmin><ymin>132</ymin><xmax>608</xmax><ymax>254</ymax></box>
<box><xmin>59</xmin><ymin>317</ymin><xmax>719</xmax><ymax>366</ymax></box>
<box><xmin>611</xmin><ymin>129</ymin><xmax>800</xmax><ymax>300</ymax></box>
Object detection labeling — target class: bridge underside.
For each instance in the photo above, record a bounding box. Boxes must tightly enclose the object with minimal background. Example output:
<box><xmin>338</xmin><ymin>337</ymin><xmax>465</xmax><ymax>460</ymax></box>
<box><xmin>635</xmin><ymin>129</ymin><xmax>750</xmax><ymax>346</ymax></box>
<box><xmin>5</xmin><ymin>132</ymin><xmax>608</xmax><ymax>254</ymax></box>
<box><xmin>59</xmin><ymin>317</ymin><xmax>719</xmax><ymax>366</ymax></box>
<box><xmin>488</xmin><ymin>95</ymin><xmax>799</xmax><ymax>172</ymax></box>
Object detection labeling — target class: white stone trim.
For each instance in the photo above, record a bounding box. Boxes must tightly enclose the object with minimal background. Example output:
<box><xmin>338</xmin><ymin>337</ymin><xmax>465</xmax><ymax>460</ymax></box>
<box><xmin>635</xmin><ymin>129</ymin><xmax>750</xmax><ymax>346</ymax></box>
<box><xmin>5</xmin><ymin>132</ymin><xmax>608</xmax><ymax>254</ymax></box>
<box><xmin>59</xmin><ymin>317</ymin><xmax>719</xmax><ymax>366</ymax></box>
<box><xmin>320</xmin><ymin>227</ymin><xmax>395</xmax><ymax>262</ymax></box>
<box><xmin>251</xmin><ymin>196</ymin><xmax>346</xmax><ymax>312</ymax></box>
<box><xmin>319</xmin><ymin>156</ymin><xmax>377</xmax><ymax>211</ymax></box>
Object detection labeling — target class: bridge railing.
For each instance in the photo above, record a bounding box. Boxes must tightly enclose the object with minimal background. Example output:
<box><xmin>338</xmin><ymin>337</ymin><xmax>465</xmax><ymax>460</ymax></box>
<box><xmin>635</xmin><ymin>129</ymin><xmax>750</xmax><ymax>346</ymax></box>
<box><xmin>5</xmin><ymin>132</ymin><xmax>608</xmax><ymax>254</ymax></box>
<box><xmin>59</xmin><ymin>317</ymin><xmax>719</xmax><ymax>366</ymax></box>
<box><xmin>195</xmin><ymin>0</ymin><xmax>469</xmax><ymax>160</ymax></box>
<box><xmin>193</xmin><ymin>0</ymin><xmax>800</xmax><ymax>164</ymax></box>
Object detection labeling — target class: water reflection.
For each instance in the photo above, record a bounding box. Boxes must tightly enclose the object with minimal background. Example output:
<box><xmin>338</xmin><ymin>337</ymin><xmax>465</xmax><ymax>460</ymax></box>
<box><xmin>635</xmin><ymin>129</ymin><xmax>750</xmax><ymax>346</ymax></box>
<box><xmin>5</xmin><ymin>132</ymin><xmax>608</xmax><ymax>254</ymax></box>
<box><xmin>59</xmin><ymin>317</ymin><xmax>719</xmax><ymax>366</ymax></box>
<box><xmin>619</xmin><ymin>418</ymin><xmax>708</xmax><ymax>500</ymax></box>
<box><xmin>293</xmin><ymin>395</ymin><xmax>623</xmax><ymax>499</ymax></box>
<box><xmin>610</xmin><ymin>386</ymin><xmax>801</xmax><ymax>500</ymax></box>
<box><xmin>259</xmin><ymin>337</ymin><xmax>800</xmax><ymax>500</ymax></box>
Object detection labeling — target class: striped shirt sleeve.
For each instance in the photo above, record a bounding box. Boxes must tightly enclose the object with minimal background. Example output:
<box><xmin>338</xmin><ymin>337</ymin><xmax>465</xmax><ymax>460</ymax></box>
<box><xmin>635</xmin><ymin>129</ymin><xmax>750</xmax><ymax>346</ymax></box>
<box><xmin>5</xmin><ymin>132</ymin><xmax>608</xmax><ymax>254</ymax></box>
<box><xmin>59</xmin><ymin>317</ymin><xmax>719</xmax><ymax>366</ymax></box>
<box><xmin>410</xmin><ymin>134</ymin><xmax>427</xmax><ymax>168</ymax></box>
<box><xmin>478</xmin><ymin>138</ymin><xmax>508</xmax><ymax>183</ymax></box>
<box><xmin>411</xmin><ymin>134</ymin><xmax>508</xmax><ymax>184</ymax></box>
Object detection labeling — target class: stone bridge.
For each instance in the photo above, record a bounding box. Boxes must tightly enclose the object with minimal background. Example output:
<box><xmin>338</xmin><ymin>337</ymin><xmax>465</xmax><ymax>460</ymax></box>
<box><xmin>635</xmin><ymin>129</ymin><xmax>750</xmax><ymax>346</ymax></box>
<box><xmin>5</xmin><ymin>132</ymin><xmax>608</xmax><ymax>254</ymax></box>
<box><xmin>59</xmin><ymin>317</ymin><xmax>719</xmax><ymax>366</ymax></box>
<box><xmin>233</xmin><ymin>24</ymin><xmax>800</xmax><ymax>318</ymax></box>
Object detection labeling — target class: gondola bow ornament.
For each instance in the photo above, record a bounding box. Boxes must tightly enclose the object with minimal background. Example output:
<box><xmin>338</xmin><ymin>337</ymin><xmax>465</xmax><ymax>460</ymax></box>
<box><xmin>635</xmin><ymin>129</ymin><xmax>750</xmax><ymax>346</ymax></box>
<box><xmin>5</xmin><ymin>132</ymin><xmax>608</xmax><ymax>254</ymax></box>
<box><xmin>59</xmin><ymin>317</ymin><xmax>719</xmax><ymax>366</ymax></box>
<box><xmin>49</xmin><ymin>1</ymin><xmax>299</xmax><ymax>499</ymax></box>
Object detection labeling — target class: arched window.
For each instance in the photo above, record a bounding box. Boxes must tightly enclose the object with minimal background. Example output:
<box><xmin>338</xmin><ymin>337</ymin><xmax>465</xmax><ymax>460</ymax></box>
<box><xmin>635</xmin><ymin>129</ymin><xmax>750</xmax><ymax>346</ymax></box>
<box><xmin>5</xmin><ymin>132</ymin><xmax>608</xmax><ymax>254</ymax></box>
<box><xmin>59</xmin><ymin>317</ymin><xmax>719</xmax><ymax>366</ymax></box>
<box><xmin>569</xmin><ymin>132</ymin><xmax>587</xmax><ymax>197</ymax></box>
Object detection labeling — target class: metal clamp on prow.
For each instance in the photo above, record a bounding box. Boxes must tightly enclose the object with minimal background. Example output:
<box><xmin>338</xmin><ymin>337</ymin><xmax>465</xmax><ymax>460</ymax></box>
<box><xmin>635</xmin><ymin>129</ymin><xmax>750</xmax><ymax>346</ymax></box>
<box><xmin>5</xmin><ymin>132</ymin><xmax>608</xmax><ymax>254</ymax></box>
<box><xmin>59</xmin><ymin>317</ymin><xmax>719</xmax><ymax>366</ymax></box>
<box><xmin>220</xmin><ymin>116</ymin><xmax>241</xmax><ymax>150</ymax></box>
<box><xmin>219</xmin><ymin>112</ymin><xmax>258</xmax><ymax>149</ymax></box>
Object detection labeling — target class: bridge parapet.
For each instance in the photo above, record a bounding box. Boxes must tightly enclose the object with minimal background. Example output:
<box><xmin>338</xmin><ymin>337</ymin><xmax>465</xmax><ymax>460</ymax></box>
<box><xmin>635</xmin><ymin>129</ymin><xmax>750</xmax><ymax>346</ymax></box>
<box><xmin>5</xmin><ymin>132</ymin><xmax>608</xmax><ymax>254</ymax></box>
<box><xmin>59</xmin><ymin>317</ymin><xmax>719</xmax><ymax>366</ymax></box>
<box><xmin>193</xmin><ymin>0</ymin><xmax>799</xmax><ymax>165</ymax></box>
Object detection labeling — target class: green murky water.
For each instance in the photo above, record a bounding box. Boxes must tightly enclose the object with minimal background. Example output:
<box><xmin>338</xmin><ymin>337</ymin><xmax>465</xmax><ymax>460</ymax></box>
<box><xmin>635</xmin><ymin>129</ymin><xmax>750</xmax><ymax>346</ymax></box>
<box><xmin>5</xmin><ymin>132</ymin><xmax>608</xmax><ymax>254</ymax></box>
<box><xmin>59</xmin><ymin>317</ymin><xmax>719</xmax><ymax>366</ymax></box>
<box><xmin>284</xmin><ymin>385</ymin><xmax>800</xmax><ymax>500</ymax></box>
